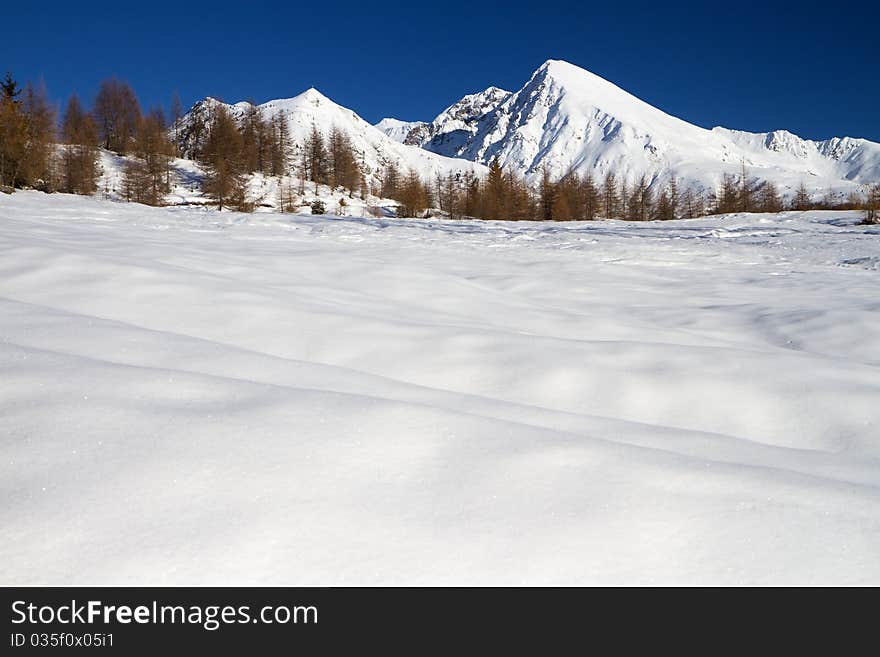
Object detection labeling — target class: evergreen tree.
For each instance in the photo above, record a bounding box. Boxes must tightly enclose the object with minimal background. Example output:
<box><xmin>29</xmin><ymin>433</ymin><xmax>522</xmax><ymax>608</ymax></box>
<box><xmin>1</xmin><ymin>72</ymin><xmax>21</xmax><ymax>101</ymax></box>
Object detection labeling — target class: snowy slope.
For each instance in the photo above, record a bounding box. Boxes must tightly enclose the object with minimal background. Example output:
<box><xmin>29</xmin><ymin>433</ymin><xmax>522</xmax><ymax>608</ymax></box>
<box><xmin>417</xmin><ymin>59</ymin><xmax>880</xmax><ymax>196</ymax></box>
<box><xmin>378</xmin><ymin>86</ymin><xmax>512</xmax><ymax>153</ymax></box>
<box><xmin>375</xmin><ymin>117</ymin><xmax>427</xmax><ymax>144</ymax></box>
<box><xmin>2</xmin><ymin>190</ymin><xmax>880</xmax><ymax>585</ymax></box>
<box><xmin>95</xmin><ymin>148</ymin><xmax>406</xmax><ymax>217</ymax></box>
<box><xmin>177</xmin><ymin>90</ymin><xmax>487</xmax><ymax>187</ymax></box>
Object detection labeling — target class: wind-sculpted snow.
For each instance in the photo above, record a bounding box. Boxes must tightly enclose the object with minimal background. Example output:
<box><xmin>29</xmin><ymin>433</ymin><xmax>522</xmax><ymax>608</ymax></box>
<box><xmin>1</xmin><ymin>192</ymin><xmax>879</xmax><ymax>584</ymax></box>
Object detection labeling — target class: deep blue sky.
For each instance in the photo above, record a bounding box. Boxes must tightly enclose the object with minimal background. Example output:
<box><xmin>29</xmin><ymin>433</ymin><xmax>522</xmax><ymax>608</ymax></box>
<box><xmin>3</xmin><ymin>1</ymin><xmax>878</xmax><ymax>141</ymax></box>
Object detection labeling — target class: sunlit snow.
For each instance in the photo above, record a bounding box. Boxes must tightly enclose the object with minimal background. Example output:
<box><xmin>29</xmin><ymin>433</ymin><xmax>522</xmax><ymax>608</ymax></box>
<box><xmin>1</xmin><ymin>191</ymin><xmax>879</xmax><ymax>584</ymax></box>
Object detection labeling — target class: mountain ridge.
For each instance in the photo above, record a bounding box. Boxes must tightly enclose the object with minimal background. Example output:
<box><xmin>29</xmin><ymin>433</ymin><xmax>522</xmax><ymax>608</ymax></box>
<box><xmin>378</xmin><ymin>59</ymin><xmax>880</xmax><ymax>195</ymax></box>
<box><xmin>180</xmin><ymin>59</ymin><xmax>879</xmax><ymax>198</ymax></box>
<box><xmin>176</xmin><ymin>88</ymin><xmax>487</xmax><ymax>188</ymax></box>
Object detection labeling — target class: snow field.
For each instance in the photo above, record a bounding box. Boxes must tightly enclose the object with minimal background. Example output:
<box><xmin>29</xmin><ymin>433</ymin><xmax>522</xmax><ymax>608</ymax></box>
<box><xmin>1</xmin><ymin>191</ymin><xmax>879</xmax><ymax>584</ymax></box>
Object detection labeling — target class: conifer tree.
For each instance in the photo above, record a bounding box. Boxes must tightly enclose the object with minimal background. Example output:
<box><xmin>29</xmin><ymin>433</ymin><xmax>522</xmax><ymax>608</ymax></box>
<box><xmin>381</xmin><ymin>160</ymin><xmax>401</xmax><ymax>199</ymax></box>
<box><xmin>716</xmin><ymin>174</ymin><xmax>740</xmax><ymax>213</ymax></box>
<box><xmin>539</xmin><ymin>168</ymin><xmax>555</xmax><ymax>220</ymax></box>
<box><xmin>791</xmin><ymin>181</ymin><xmax>811</xmax><ymax>211</ymax></box>
<box><xmin>0</xmin><ymin>72</ymin><xmax>26</xmax><ymax>189</ymax></box>
<box><xmin>863</xmin><ymin>184</ymin><xmax>879</xmax><ymax>225</ymax></box>
<box><xmin>304</xmin><ymin>124</ymin><xmax>328</xmax><ymax>193</ymax></box>
<box><xmin>396</xmin><ymin>170</ymin><xmax>430</xmax><ymax>217</ymax></box>
<box><xmin>170</xmin><ymin>92</ymin><xmax>184</xmax><ymax>155</ymax></box>
<box><xmin>653</xmin><ymin>189</ymin><xmax>673</xmax><ymax>220</ymax></box>
<box><xmin>92</xmin><ymin>78</ymin><xmax>142</xmax><ymax>154</ymax></box>
<box><xmin>679</xmin><ymin>187</ymin><xmax>704</xmax><ymax>218</ymax></box>
<box><xmin>757</xmin><ymin>180</ymin><xmax>783</xmax><ymax>213</ymax></box>
<box><xmin>201</xmin><ymin>105</ymin><xmax>246</xmax><ymax>211</ymax></box>
<box><xmin>18</xmin><ymin>82</ymin><xmax>57</xmax><ymax>190</ymax></box>
<box><xmin>738</xmin><ymin>161</ymin><xmax>755</xmax><ymax>212</ymax></box>
<box><xmin>123</xmin><ymin>108</ymin><xmax>174</xmax><ymax>205</ymax></box>
<box><xmin>507</xmin><ymin>174</ymin><xmax>534</xmax><ymax>221</ymax></box>
<box><xmin>269</xmin><ymin>113</ymin><xmax>290</xmax><ymax>178</ymax></box>
<box><xmin>60</xmin><ymin>94</ymin><xmax>100</xmax><ymax>195</ymax></box>
<box><xmin>327</xmin><ymin>125</ymin><xmax>360</xmax><ymax>194</ymax></box>
<box><xmin>240</xmin><ymin>103</ymin><xmax>271</xmax><ymax>174</ymax></box>
<box><xmin>581</xmin><ymin>173</ymin><xmax>599</xmax><ymax>220</ymax></box>
<box><xmin>666</xmin><ymin>177</ymin><xmax>679</xmax><ymax>219</ymax></box>
<box><xmin>627</xmin><ymin>176</ymin><xmax>652</xmax><ymax>221</ymax></box>
<box><xmin>601</xmin><ymin>171</ymin><xmax>619</xmax><ymax>218</ymax></box>
<box><xmin>483</xmin><ymin>159</ymin><xmax>507</xmax><ymax>220</ymax></box>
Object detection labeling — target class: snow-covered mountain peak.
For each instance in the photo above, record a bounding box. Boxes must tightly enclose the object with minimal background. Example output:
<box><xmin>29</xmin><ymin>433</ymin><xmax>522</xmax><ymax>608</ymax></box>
<box><xmin>176</xmin><ymin>88</ymin><xmax>487</xmax><ymax>187</ymax></box>
<box><xmin>406</xmin><ymin>58</ymin><xmax>880</xmax><ymax>195</ymax></box>
<box><xmin>434</xmin><ymin>86</ymin><xmax>512</xmax><ymax>123</ymax></box>
<box><xmin>399</xmin><ymin>85</ymin><xmax>513</xmax><ymax>156</ymax></box>
<box><xmin>375</xmin><ymin>118</ymin><xmax>427</xmax><ymax>143</ymax></box>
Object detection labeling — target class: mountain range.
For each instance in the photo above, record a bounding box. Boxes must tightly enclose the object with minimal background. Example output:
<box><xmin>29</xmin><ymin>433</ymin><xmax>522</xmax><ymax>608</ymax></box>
<box><xmin>180</xmin><ymin>59</ymin><xmax>880</xmax><ymax>197</ymax></box>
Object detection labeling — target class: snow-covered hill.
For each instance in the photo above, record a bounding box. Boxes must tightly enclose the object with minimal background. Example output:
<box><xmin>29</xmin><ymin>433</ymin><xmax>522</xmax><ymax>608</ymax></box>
<box><xmin>176</xmin><ymin>89</ymin><xmax>487</xmax><ymax>188</ymax></box>
<box><xmin>394</xmin><ymin>59</ymin><xmax>880</xmax><ymax>196</ymax></box>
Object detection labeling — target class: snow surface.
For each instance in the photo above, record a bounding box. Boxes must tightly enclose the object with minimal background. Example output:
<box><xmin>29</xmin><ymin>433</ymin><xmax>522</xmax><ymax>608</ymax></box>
<box><xmin>2</xmin><ymin>191</ymin><xmax>879</xmax><ymax>585</ymax></box>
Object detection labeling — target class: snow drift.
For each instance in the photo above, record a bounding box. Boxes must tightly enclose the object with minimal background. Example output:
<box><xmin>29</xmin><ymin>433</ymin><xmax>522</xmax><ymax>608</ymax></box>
<box><xmin>1</xmin><ymin>192</ymin><xmax>879</xmax><ymax>585</ymax></box>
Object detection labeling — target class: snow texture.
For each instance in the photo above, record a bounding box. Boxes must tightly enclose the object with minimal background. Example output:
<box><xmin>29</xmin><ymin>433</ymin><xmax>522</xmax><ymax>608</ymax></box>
<box><xmin>1</xmin><ymin>191</ymin><xmax>879</xmax><ymax>585</ymax></box>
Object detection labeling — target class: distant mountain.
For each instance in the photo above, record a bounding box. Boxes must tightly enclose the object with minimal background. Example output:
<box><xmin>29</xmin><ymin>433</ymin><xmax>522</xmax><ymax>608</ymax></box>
<box><xmin>376</xmin><ymin>86</ymin><xmax>511</xmax><ymax>153</ymax></box>
<box><xmin>176</xmin><ymin>89</ymin><xmax>486</xmax><ymax>188</ymax></box>
<box><xmin>389</xmin><ymin>59</ymin><xmax>880</xmax><ymax>196</ymax></box>
<box><xmin>375</xmin><ymin>118</ymin><xmax>426</xmax><ymax>144</ymax></box>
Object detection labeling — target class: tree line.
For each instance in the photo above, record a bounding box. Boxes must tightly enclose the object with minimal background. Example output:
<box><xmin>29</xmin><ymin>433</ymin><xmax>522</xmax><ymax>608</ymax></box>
<box><xmin>387</xmin><ymin>160</ymin><xmax>879</xmax><ymax>223</ymax></box>
<box><xmin>2</xmin><ymin>71</ymin><xmax>878</xmax><ymax>224</ymax></box>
